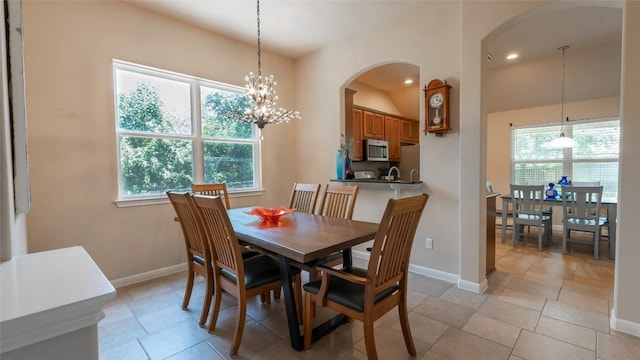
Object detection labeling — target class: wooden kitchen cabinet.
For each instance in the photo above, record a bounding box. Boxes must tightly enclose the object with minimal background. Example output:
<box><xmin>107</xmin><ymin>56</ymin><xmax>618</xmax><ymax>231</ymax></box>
<box><xmin>345</xmin><ymin>89</ymin><xmax>364</xmax><ymax>161</ymax></box>
<box><xmin>385</xmin><ymin>116</ymin><xmax>401</xmax><ymax>161</ymax></box>
<box><xmin>363</xmin><ymin>110</ymin><xmax>385</xmax><ymax>140</ymax></box>
<box><xmin>351</xmin><ymin>108</ymin><xmax>364</xmax><ymax>161</ymax></box>
<box><xmin>401</xmin><ymin>119</ymin><xmax>420</xmax><ymax>144</ymax></box>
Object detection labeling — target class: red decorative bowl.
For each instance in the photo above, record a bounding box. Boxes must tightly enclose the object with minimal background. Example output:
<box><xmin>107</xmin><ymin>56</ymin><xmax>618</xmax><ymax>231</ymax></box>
<box><xmin>246</xmin><ymin>206</ymin><xmax>296</xmax><ymax>223</ymax></box>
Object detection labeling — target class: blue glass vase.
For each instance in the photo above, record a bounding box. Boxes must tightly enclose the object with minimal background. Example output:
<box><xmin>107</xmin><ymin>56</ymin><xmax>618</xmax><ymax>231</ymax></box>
<box><xmin>344</xmin><ymin>149</ymin><xmax>354</xmax><ymax>179</ymax></box>
<box><xmin>336</xmin><ymin>152</ymin><xmax>344</xmax><ymax>180</ymax></box>
<box><xmin>558</xmin><ymin>176</ymin><xmax>570</xmax><ymax>198</ymax></box>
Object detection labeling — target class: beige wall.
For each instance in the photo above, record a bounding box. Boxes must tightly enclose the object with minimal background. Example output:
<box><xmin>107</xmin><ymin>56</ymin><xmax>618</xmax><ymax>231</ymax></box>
<box><xmin>296</xmin><ymin>1</ymin><xmax>463</xmax><ymax>276</ymax></box>
<box><xmin>22</xmin><ymin>1</ymin><xmax>298</xmax><ymax>280</ymax></box>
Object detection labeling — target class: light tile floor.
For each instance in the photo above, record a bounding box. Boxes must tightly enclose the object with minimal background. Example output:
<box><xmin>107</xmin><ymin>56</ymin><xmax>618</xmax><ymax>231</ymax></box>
<box><xmin>98</xmin><ymin>229</ymin><xmax>640</xmax><ymax>359</ymax></box>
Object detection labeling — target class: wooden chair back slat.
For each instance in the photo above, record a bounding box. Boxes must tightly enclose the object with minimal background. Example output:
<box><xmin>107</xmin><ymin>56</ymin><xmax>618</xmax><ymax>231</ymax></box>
<box><xmin>317</xmin><ymin>184</ymin><xmax>359</xmax><ymax>219</ymax></box>
<box><xmin>192</xmin><ymin>195</ymin><xmax>244</xmax><ymax>285</ymax></box>
<box><xmin>192</xmin><ymin>183</ymin><xmax>231</xmax><ymax>209</ymax></box>
<box><xmin>368</xmin><ymin>194</ymin><xmax>428</xmax><ymax>289</ymax></box>
<box><xmin>289</xmin><ymin>183</ymin><xmax>321</xmax><ymax>214</ymax></box>
<box><xmin>167</xmin><ymin>191</ymin><xmax>209</xmax><ymax>260</ymax></box>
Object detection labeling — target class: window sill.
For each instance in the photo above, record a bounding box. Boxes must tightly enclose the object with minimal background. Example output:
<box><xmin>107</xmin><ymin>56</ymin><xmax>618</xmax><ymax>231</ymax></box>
<box><xmin>114</xmin><ymin>189</ymin><xmax>266</xmax><ymax>208</ymax></box>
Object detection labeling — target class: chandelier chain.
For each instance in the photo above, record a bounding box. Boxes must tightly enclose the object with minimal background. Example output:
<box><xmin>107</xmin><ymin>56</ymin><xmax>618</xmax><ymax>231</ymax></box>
<box><xmin>559</xmin><ymin>45</ymin><xmax>569</xmax><ymax>131</ymax></box>
<box><xmin>256</xmin><ymin>0</ymin><xmax>261</xmax><ymax>76</ymax></box>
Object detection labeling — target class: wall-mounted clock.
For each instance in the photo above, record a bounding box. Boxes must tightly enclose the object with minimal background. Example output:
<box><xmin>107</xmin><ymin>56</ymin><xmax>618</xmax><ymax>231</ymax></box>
<box><xmin>424</xmin><ymin>79</ymin><xmax>451</xmax><ymax>136</ymax></box>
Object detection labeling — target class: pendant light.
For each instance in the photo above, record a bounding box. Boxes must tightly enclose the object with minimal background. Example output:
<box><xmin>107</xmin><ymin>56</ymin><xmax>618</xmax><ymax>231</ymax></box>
<box><xmin>544</xmin><ymin>45</ymin><xmax>578</xmax><ymax>149</ymax></box>
<box><xmin>227</xmin><ymin>0</ymin><xmax>300</xmax><ymax>140</ymax></box>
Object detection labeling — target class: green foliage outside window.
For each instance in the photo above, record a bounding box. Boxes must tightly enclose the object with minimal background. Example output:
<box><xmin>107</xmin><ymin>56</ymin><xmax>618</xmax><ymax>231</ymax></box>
<box><xmin>115</xmin><ymin>63</ymin><xmax>258</xmax><ymax>199</ymax></box>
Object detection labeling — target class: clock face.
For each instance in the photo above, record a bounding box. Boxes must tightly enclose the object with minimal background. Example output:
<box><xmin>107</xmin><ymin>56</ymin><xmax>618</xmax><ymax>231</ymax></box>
<box><xmin>429</xmin><ymin>93</ymin><xmax>443</xmax><ymax>108</ymax></box>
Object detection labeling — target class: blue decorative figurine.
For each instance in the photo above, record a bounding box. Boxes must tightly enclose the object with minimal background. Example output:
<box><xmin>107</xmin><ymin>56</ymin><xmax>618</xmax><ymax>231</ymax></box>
<box><xmin>545</xmin><ymin>182</ymin><xmax>558</xmax><ymax>200</ymax></box>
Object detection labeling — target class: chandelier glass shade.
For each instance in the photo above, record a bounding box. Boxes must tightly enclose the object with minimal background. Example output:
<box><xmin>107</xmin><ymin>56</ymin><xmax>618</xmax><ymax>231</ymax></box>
<box><xmin>544</xmin><ymin>45</ymin><xmax>577</xmax><ymax>149</ymax></box>
<box><xmin>228</xmin><ymin>0</ymin><xmax>300</xmax><ymax>139</ymax></box>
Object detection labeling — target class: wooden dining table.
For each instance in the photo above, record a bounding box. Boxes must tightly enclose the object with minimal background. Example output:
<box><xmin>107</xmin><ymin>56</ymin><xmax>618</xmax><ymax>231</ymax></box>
<box><xmin>226</xmin><ymin>207</ymin><xmax>379</xmax><ymax>351</ymax></box>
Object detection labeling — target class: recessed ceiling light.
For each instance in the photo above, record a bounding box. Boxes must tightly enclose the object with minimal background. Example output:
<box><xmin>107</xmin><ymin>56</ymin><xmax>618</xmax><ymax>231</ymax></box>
<box><xmin>506</xmin><ymin>53</ymin><xmax>519</xmax><ymax>60</ymax></box>
<box><xmin>404</xmin><ymin>79</ymin><xmax>413</xmax><ymax>85</ymax></box>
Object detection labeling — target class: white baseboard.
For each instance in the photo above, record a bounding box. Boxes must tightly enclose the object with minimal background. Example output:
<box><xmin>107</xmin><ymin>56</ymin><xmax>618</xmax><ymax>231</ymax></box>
<box><xmin>408</xmin><ymin>263</ymin><xmax>459</xmax><ymax>284</ymax></box>
<box><xmin>353</xmin><ymin>249</ymin><xmax>460</xmax><ymax>286</ymax></box>
<box><xmin>458</xmin><ymin>278</ymin><xmax>489</xmax><ymax>294</ymax></box>
<box><xmin>610</xmin><ymin>308</ymin><xmax>640</xmax><ymax>338</ymax></box>
<box><xmin>114</xmin><ymin>252</ymin><xmax>487</xmax><ymax>295</ymax></box>
<box><xmin>110</xmin><ymin>263</ymin><xmax>188</xmax><ymax>288</ymax></box>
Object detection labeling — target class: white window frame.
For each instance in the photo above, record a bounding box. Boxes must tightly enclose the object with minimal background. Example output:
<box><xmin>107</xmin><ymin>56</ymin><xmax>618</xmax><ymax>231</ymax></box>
<box><xmin>511</xmin><ymin>117</ymin><xmax>619</xmax><ymax>199</ymax></box>
<box><xmin>113</xmin><ymin>60</ymin><xmax>263</xmax><ymax>207</ymax></box>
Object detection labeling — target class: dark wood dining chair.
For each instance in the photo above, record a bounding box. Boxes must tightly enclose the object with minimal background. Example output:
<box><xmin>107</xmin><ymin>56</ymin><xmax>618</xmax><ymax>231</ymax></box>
<box><xmin>166</xmin><ymin>191</ymin><xmax>214</xmax><ymax>327</ymax></box>
<box><xmin>288</xmin><ymin>183</ymin><xmax>321</xmax><ymax>214</ymax></box>
<box><xmin>191</xmin><ymin>194</ymin><xmax>302</xmax><ymax>356</ymax></box>
<box><xmin>303</xmin><ymin>193</ymin><xmax>429</xmax><ymax>359</ymax></box>
<box><xmin>192</xmin><ymin>183</ymin><xmax>231</xmax><ymax>209</ymax></box>
<box><xmin>193</xmin><ymin>182</ymin><xmax>263</xmax><ymax>272</ymax></box>
<box><xmin>310</xmin><ymin>184</ymin><xmax>360</xmax><ymax>278</ymax></box>
<box><xmin>561</xmin><ymin>185</ymin><xmax>606</xmax><ymax>259</ymax></box>
<box><xmin>317</xmin><ymin>184</ymin><xmax>359</xmax><ymax>219</ymax></box>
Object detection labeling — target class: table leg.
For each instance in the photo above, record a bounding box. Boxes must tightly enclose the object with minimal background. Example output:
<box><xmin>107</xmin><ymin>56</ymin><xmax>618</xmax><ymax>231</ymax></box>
<box><xmin>342</xmin><ymin>248</ymin><xmax>352</xmax><ymax>269</ymax></box>
<box><xmin>277</xmin><ymin>254</ymin><xmax>351</xmax><ymax>351</ymax></box>
<box><xmin>277</xmin><ymin>255</ymin><xmax>303</xmax><ymax>351</ymax></box>
<box><xmin>501</xmin><ymin>197</ymin><xmax>509</xmax><ymax>243</ymax></box>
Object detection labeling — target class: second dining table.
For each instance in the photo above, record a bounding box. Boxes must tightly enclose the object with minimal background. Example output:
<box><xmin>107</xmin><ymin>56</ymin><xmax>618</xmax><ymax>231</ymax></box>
<box><xmin>226</xmin><ymin>207</ymin><xmax>379</xmax><ymax>351</ymax></box>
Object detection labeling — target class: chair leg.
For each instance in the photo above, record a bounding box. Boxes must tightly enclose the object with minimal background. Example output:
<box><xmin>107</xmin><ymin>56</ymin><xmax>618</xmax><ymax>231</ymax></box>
<box><xmin>562</xmin><ymin>228</ymin><xmax>569</xmax><ymax>254</ymax></box>
<box><xmin>207</xmin><ymin>284</ymin><xmax>223</xmax><ymax>333</ymax></box>
<box><xmin>230</xmin><ymin>297</ymin><xmax>247</xmax><ymax>356</ymax></box>
<box><xmin>594</xmin><ymin>229</ymin><xmax>600</xmax><ymax>260</ymax></box>
<box><xmin>363</xmin><ymin>316</ymin><xmax>378</xmax><ymax>360</ymax></box>
<box><xmin>537</xmin><ymin>225</ymin><xmax>543</xmax><ymax>251</ymax></box>
<box><xmin>512</xmin><ymin>223</ymin><xmax>518</xmax><ymax>247</ymax></box>
<box><xmin>398</xmin><ymin>296</ymin><xmax>416</xmax><ymax>356</ymax></box>
<box><xmin>303</xmin><ymin>292</ymin><xmax>314</xmax><ymax>351</ymax></box>
<box><xmin>262</xmin><ymin>292</ymin><xmax>271</xmax><ymax>305</ymax></box>
<box><xmin>182</xmin><ymin>270</ymin><xmax>195</xmax><ymax>309</ymax></box>
<box><xmin>274</xmin><ymin>288</ymin><xmax>281</xmax><ymax>300</ymax></box>
<box><xmin>199</xmin><ymin>278</ymin><xmax>213</xmax><ymax>327</ymax></box>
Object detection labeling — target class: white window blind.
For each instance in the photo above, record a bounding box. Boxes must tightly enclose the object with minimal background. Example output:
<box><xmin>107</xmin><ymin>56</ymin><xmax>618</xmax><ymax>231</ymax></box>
<box><xmin>511</xmin><ymin>118</ymin><xmax>619</xmax><ymax>198</ymax></box>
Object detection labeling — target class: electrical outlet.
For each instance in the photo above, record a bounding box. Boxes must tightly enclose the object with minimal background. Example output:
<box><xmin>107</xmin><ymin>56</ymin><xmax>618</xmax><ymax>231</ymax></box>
<box><xmin>425</xmin><ymin>238</ymin><xmax>433</xmax><ymax>249</ymax></box>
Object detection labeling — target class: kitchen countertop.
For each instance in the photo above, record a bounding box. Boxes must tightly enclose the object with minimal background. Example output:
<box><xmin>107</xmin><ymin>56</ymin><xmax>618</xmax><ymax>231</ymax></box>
<box><xmin>331</xmin><ymin>178</ymin><xmax>422</xmax><ymax>185</ymax></box>
<box><xmin>330</xmin><ymin>179</ymin><xmax>423</xmax><ymax>198</ymax></box>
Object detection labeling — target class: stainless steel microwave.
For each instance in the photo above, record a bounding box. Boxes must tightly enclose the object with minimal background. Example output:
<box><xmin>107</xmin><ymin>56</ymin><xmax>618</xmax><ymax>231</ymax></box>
<box><xmin>365</xmin><ymin>139</ymin><xmax>389</xmax><ymax>161</ymax></box>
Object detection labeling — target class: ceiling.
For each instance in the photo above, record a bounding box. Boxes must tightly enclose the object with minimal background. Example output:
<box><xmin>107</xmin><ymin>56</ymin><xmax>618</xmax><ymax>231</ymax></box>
<box><xmin>128</xmin><ymin>1</ymin><xmax>623</xmax><ymax>108</ymax></box>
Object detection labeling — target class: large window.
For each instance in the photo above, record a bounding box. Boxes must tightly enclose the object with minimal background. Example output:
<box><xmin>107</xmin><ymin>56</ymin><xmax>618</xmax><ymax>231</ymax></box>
<box><xmin>511</xmin><ymin>118</ymin><xmax>620</xmax><ymax>198</ymax></box>
<box><xmin>114</xmin><ymin>61</ymin><xmax>260</xmax><ymax>202</ymax></box>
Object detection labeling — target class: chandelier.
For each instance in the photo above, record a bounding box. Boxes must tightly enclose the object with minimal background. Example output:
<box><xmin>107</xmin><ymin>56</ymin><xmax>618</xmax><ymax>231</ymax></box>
<box><xmin>544</xmin><ymin>45</ymin><xmax>578</xmax><ymax>149</ymax></box>
<box><xmin>228</xmin><ymin>0</ymin><xmax>300</xmax><ymax>139</ymax></box>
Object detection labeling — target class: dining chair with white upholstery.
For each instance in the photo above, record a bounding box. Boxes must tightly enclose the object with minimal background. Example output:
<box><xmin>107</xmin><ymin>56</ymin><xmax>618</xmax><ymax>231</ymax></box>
<box><xmin>510</xmin><ymin>185</ymin><xmax>552</xmax><ymax>250</ymax></box>
<box><xmin>561</xmin><ymin>185</ymin><xmax>606</xmax><ymax>259</ymax></box>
